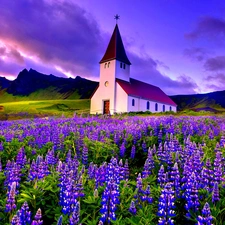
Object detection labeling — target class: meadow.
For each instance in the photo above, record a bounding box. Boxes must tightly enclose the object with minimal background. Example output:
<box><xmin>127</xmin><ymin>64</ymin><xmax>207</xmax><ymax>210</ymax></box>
<box><xmin>0</xmin><ymin>115</ymin><xmax>225</xmax><ymax>224</ymax></box>
<box><xmin>0</xmin><ymin>99</ymin><xmax>90</xmax><ymax>120</ymax></box>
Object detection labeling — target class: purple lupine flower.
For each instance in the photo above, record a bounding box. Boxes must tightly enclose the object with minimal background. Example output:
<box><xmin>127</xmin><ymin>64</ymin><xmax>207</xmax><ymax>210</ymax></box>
<box><xmin>5</xmin><ymin>181</ymin><xmax>17</xmax><ymax>213</ymax></box>
<box><xmin>142</xmin><ymin>149</ymin><xmax>154</xmax><ymax>178</ymax></box>
<box><xmin>118</xmin><ymin>159</ymin><xmax>125</xmax><ymax>181</ymax></box>
<box><xmin>11</xmin><ymin>214</ymin><xmax>20</xmax><ymax>225</ymax></box>
<box><xmin>129</xmin><ymin>200</ymin><xmax>137</xmax><ymax>215</ymax></box>
<box><xmin>213</xmin><ymin>151</ymin><xmax>223</xmax><ymax>185</ymax></box>
<box><xmin>158</xmin><ymin>165</ymin><xmax>168</xmax><ymax>188</ymax></box>
<box><xmin>18</xmin><ymin>201</ymin><xmax>31</xmax><ymax>225</ymax></box>
<box><xmin>158</xmin><ymin>129</ymin><xmax>163</xmax><ymax>144</ymax></box>
<box><xmin>158</xmin><ymin>182</ymin><xmax>176</xmax><ymax>225</ymax></box>
<box><xmin>99</xmin><ymin>180</ymin><xmax>120</xmax><ymax>223</ymax></box>
<box><xmin>183</xmin><ymin>173</ymin><xmax>200</xmax><ymax>219</ymax></box>
<box><xmin>99</xmin><ymin>160</ymin><xmax>120</xmax><ymax>224</ymax></box>
<box><xmin>16</xmin><ymin>147</ymin><xmax>26</xmax><ymax>169</ymax></box>
<box><xmin>45</xmin><ymin>149</ymin><xmax>57</xmax><ymax>165</ymax></box>
<box><xmin>0</xmin><ymin>158</ymin><xmax>2</xmax><ymax>172</ymax></box>
<box><xmin>124</xmin><ymin>159</ymin><xmax>129</xmax><ymax>180</ymax></box>
<box><xmin>31</xmin><ymin>208</ymin><xmax>43</xmax><ymax>225</ymax></box>
<box><xmin>141</xmin><ymin>185</ymin><xmax>153</xmax><ymax>203</ymax></box>
<box><xmin>212</xmin><ymin>182</ymin><xmax>219</xmax><ymax>204</ymax></box>
<box><xmin>87</xmin><ymin>162</ymin><xmax>96</xmax><ymax>180</ymax></box>
<box><xmin>196</xmin><ymin>202</ymin><xmax>213</xmax><ymax>225</ymax></box>
<box><xmin>170</xmin><ymin>162</ymin><xmax>181</xmax><ymax>198</ymax></box>
<box><xmin>130</xmin><ymin>145</ymin><xmax>136</xmax><ymax>159</ymax></box>
<box><xmin>142</xmin><ymin>141</ymin><xmax>147</xmax><ymax>152</ymax></box>
<box><xmin>120</xmin><ymin>141</ymin><xmax>126</xmax><ymax>157</ymax></box>
<box><xmin>82</xmin><ymin>145</ymin><xmax>88</xmax><ymax>166</ymax></box>
<box><xmin>69</xmin><ymin>200</ymin><xmax>80</xmax><ymax>225</ymax></box>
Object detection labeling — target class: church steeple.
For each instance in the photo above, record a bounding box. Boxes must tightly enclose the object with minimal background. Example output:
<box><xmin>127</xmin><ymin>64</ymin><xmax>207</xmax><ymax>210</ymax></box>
<box><xmin>100</xmin><ymin>24</ymin><xmax>131</xmax><ymax>65</ymax></box>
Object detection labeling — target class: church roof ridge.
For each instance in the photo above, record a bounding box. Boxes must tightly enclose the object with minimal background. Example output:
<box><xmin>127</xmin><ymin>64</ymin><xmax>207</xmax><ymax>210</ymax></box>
<box><xmin>100</xmin><ymin>24</ymin><xmax>131</xmax><ymax>65</ymax></box>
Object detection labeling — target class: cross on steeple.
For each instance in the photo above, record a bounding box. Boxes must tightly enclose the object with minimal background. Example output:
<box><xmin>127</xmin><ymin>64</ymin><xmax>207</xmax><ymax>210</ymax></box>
<box><xmin>114</xmin><ymin>14</ymin><xmax>120</xmax><ymax>23</ymax></box>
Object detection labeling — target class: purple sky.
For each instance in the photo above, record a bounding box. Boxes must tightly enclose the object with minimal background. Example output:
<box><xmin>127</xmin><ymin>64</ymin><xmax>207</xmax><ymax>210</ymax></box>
<box><xmin>0</xmin><ymin>0</ymin><xmax>225</xmax><ymax>95</ymax></box>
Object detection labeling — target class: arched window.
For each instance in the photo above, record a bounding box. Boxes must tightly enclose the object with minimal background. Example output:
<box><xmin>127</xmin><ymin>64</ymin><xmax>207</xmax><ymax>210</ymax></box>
<box><xmin>163</xmin><ymin>105</ymin><xmax>165</xmax><ymax>112</ymax></box>
<box><xmin>155</xmin><ymin>103</ymin><xmax>158</xmax><ymax>111</ymax></box>
<box><xmin>123</xmin><ymin>63</ymin><xmax>126</xmax><ymax>69</ymax></box>
<box><xmin>132</xmin><ymin>99</ymin><xmax>135</xmax><ymax>106</ymax></box>
<box><xmin>104</xmin><ymin>63</ymin><xmax>107</xmax><ymax>68</ymax></box>
<box><xmin>108</xmin><ymin>62</ymin><xmax>110</xmax><ymax>68</ymax></box>
<box><xmin>147</xmin><ymin>101</ymin><xmax>150</xmax><ymax>110</ymax></box>
<box><xmin>120</xmin><ymin>62</ymin><xmax>123</xmax><ymax>68</ymax></box>
<box><xmin>170</xmin><ymin>106</ymin><xmax>172</xmax><ymax>111</ymax></box>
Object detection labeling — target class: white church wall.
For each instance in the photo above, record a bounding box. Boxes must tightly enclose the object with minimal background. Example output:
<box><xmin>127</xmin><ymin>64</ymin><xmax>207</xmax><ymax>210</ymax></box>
<box><xmin>127</xmin><ymin>96</ymin><xmax>177</xmax><ymax>113</ymax></box>
<box><xmin>115</xmin><ymin>83</ymin><xmax>128</xmax><ymax>113</ymax></box>
<box><xmin>115</xmin><ymin>61</ymin><xmax>130</xmax><ymax>82</ymax></box>
<box><xmin>128</xmin><ymin>96</ymin><xmax>140</xmax><ymax>112</ymax></box>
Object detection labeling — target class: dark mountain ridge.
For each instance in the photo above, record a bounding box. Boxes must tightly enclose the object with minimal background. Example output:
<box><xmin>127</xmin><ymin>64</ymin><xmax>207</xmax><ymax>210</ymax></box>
<box><xmin>0</xmin><ymin>68</ymin><xmax>98</xmax><ymax>100</ymax></box>
<box><xmin>170</xmin><ymin>90</ymin><xmax>225</xmax><ymax>111</ymax></box>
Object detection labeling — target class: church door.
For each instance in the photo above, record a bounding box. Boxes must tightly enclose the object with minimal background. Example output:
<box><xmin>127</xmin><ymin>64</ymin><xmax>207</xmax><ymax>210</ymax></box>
<box><xmin>103</xmin><ymin>100</ymin><xmax>110</xmax><ymax>114</ymax></box>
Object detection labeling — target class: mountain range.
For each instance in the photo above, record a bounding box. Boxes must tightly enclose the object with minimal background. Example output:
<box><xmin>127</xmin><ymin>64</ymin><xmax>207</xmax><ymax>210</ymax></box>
<box><xmin>0</xmin><ymin>69</ymin><xmax>98</xmax><ymax>101</ymax></box>
<box><xmin>0</xmin><ymin>69</ymin><xmax>224</xmax><ymax>112</ymax></box>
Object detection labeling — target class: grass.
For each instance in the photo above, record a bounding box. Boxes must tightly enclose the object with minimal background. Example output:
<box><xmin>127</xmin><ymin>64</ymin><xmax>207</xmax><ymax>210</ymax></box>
<box><xmin>0</xmin><ymin>99</ymin><xmax>90</xmax><ymax>120</ymax></box>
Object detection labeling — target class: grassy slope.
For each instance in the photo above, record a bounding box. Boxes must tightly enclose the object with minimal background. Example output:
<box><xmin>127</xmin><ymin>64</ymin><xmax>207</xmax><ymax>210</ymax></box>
<box><xmin>0</xmin><ymin>88</ymin><xmax>81</xmax><ymax>103</ymax></box>
<box><xmin>0</xmin><ymin>99</ymin><xmax>90</xmax><ymax>120</ymax></box>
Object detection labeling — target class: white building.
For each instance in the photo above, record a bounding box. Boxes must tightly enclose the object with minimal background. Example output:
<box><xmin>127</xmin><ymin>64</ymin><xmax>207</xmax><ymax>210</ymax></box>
<box><xmin>90</xmin><ymin>24</ymin><xmax>177</xmax><ymax>114</ymax></box>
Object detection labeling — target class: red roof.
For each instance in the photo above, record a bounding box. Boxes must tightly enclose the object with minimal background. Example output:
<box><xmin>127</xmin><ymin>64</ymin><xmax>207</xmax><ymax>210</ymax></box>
<box><xmin>116</xmin><ymin>78</ymin><xmax>177</xmax><ymax>106</ymax></box>
<box><xmin>100</xmin><ymin>24</ymin><xmax>131</xmax><ymax>65</ymax></box>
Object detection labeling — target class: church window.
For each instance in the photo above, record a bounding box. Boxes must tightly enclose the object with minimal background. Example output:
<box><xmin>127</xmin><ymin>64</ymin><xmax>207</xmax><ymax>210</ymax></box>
<box><xmin>132</xmin><ymin>99</ymin><xmax>135</xmax><ymax>106</ymax></box>
<box><xmin>120</xmin><ymin>62</ymin><xmax>123</xmax><ymax>68</ymax></box>
<box><xmin>170</xmin><ymin>106</ymin><xmax>172</xmax><ymax>111</ymax></box>
<box><xmin>147</xmin><ymin>101</ymin><xmax>150</xmax><ymax>110</ymax></box>
<box><xmin>108</xmin><ymin>62</ymin><xmax>110</xmax><ymax>68</ymax></box>
<box><xmin>155</xmin><ymin>103</ymin><xmax>158</xmax><ymax>111</ymax></box>
<box><xmin>163</xmin><ymin>105</ymin><xmax>165</xmax><ymax>112</ymax></box>
<box><xmin>123</xmin><ymin>63</ymin><xmax>126</xmax><ymax>69</ymax></box>
<box><xmin>104</xmin><ymin>63</ymin><xmax>107</xmax><ymax>68</ymax></box>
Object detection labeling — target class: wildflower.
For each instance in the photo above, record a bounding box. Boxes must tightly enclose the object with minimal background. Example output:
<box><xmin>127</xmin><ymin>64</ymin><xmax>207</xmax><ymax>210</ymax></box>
<box><xmin>130</xmin><ymin>145</ymin><xmax>136</xmax><ymax>159</ymax></box>
<box><xmin>212</xmin><ymin>182</ymin><xmax>219</xmax><ymax>204</ymax></box>
<box><xmin>31</xmin><ymin>208</ymin><xmax>43</xmax><ymax>225</ymax></box>
<box><xmin>69</xmin><ymin>200</ymin><xmax>80</xmax><ymax>225</ymax></box>
<box><xmin>158</xmin><ymin>182</ymin><xmax>175</xmax><ymax>225</ymax></box>
<box><xmin>5</xmin><ymin>182</ymin><xmax>17</xmax><ymax>213</ymax></box>
<box><xmin>196</xmin><ymin>202</ymin><xmax>213</xmax><ymax>225</ymax></box>
<box><xmin>129</xmin><ymin>201</ymin><xmax>137</xmax><ymax>215</ymax></box>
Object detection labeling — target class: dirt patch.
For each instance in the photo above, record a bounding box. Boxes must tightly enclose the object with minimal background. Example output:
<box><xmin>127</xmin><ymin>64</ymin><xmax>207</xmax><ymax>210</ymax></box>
<box><xmin>0</xmin><ymin>105</ymin><xmax>4</xmax><ymax>111</ymax></box>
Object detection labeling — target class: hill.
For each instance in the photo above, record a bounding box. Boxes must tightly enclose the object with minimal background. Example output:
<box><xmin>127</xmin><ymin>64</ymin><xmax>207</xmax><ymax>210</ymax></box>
<box><xmin>170</xmin><ymin>90</ymin><xmax>225</xmax><ymax>112</ymax></box>
<box><xmin>0</xmin><ymin>69</ymin><xmax>98</xmax><ymax>102</ymax></box>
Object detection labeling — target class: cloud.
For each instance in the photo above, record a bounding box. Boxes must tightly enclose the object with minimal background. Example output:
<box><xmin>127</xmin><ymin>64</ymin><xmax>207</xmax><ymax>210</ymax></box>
<box><xmin>128</xmin><ymin>52</ymin><xmax>199</xmax><ymax>95</ymax></box>
<box><xmin>183</xmin><ymin>47</ymin><xmax>209</xmax><ymax>62</ymax></box>
<box><xmin>204</xmin><ymin>56</ymin><xmax>225</xmax><ymax>71</ymax></box>
<box><xmin>203</xmin><ymin>73</ymin><xmax>225</xmax><ymax>92</ymax></box>
<box><xmin>0</xmin><ymin>0</ymin><xmax>103</xmax><ymax>77</ymax></box>
<box><xmin>185</xmin><ymin>16</ymin><xmax>225</xmax><ymax>42</ymax></box>
<box><xmin>206</xmin><ymin>73</ymin><xmax>225</xmax><ymax>83</ymax></box>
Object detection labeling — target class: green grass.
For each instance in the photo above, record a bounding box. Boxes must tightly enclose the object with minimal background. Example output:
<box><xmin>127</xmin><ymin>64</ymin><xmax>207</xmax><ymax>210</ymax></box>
<box><xmin>0</xmin><ymin>88</ymin><xmax>81</xmax><ymax>103</ymax></box>
<box><xmin>0</xmin><ymin>99</ymin><xmax>90</xmax><ymax>120</ymax></box>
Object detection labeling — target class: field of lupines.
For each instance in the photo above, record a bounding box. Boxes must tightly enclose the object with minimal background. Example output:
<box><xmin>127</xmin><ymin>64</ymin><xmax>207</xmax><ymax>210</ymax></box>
<box><xmin>0</xmin><ymin>115</ymin><xmax>225</xmax><ymax>225</ymax></box>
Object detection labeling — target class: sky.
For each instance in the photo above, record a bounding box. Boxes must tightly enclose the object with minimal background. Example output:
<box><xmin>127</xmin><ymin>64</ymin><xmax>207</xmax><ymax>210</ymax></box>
<box><xmin>0</xmin><ymin>0</ymin><xmax>225</xmax><ymax>95</ymax></box>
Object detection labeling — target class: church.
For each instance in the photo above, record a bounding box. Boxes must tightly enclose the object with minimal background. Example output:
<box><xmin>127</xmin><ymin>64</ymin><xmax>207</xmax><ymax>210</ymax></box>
<box><xmin>90</xmin><ymin>23</ymin><xmax>177</xmax><ymax>114</ymax></box>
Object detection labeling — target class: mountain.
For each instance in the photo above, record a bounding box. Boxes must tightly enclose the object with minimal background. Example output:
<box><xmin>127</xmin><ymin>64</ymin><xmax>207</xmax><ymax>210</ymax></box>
<box><xmin>170</xmin><ymin>90</ymin><xmax>225</xmax><ymax>112</ymax></box>
<box><xmin>0</xmin><ymin>69</ymin><xmax>98</xmax><ymax>102</ymax></box>
<box><xmin>0</xmin><ymin>76</ymin><xmax>12</xmax><ymax>89</ymax></box>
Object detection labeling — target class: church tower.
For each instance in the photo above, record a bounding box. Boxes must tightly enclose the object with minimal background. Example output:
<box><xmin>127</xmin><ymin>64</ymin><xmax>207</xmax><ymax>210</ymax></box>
<box><xmin>90</xmin><ymin>23</ymin><xmax>131</xmax><ymax>114</ymax></box>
